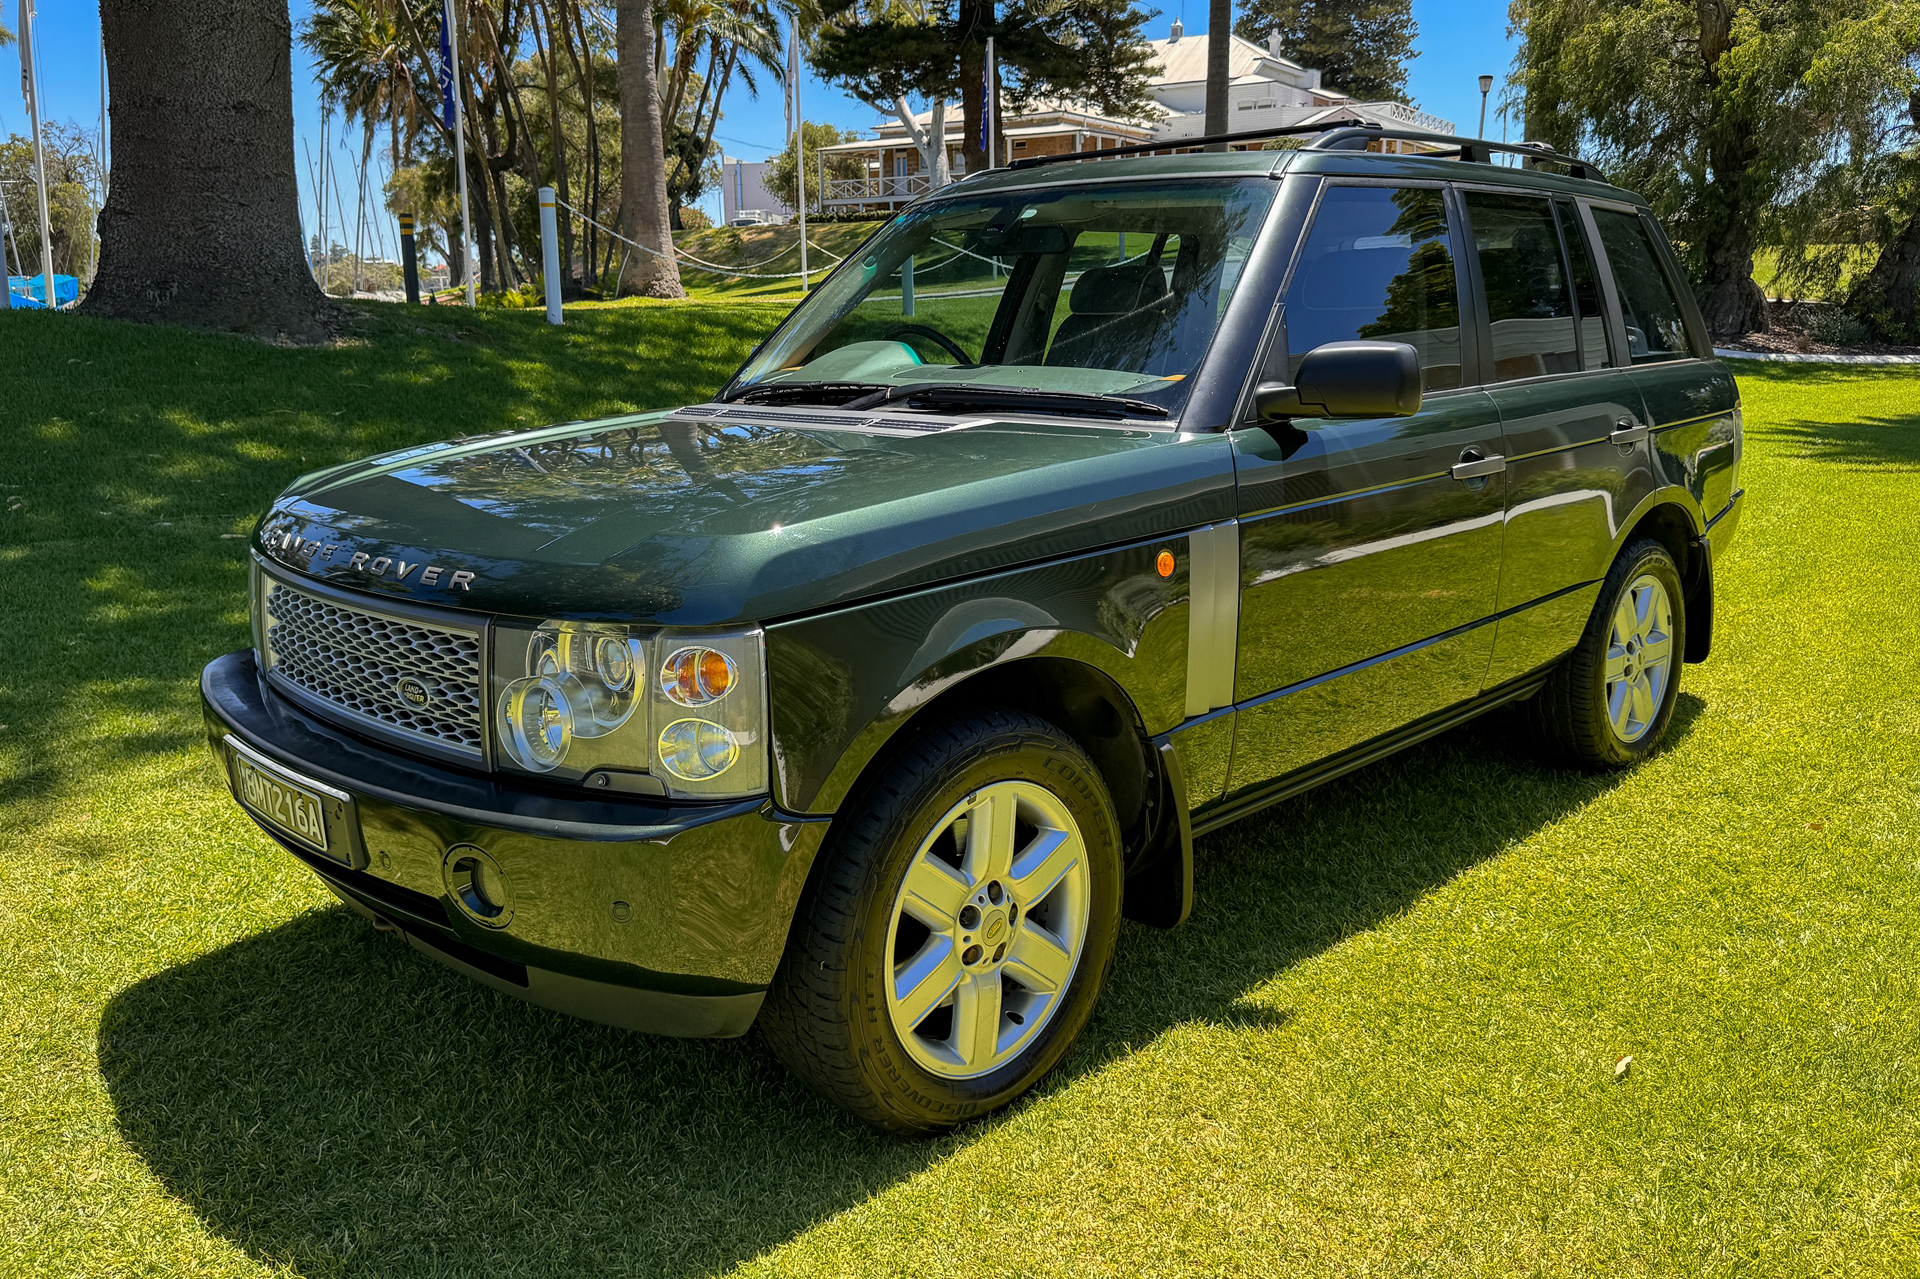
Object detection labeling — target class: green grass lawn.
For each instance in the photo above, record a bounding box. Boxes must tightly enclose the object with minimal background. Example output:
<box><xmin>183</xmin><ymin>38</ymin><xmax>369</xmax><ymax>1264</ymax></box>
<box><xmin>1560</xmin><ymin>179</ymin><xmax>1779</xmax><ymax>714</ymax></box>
<box><xmin>4</xmin><ymin>304</ymin><xmax>1919</xmax><ymax>1276</ymax></box>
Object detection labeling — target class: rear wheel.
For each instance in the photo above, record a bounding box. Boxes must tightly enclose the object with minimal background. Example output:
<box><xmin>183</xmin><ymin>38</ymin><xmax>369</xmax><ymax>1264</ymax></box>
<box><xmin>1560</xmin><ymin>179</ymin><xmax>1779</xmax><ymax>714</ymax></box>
<box><xmin>760</xmin><ymin>709</ymin><xmax>1122</xmax><ymax>1134</ymax></box>
<box><xmin>1529</xmin><ymin>537</ymin><xmax>1686</xmax><ymax>769</ymax></box>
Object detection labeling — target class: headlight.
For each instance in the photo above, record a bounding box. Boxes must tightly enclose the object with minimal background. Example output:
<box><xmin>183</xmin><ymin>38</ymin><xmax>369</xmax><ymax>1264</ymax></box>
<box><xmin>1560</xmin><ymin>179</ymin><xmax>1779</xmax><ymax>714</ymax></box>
<box><xmin>491</xmin><ymin>621</ymin><xmax>766</xmax><ymax>799</ymax></box>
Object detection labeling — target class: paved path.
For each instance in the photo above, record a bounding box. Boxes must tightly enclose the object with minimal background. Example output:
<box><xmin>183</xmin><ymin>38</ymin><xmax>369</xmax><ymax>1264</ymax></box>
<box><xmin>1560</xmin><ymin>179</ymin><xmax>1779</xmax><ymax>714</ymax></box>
<box><xmin>1714</xmin><ymin>347</ymin><xmax>1920</xmax><ymax>365</ymax></box>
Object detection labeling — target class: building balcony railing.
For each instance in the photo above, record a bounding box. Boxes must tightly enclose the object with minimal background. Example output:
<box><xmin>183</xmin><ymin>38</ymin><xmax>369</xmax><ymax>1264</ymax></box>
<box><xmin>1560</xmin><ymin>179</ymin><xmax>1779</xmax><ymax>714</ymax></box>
<box><xmin>823</xmin><ymin>173</ymin><xmax>932</xmax><ymax>205</ymax></box>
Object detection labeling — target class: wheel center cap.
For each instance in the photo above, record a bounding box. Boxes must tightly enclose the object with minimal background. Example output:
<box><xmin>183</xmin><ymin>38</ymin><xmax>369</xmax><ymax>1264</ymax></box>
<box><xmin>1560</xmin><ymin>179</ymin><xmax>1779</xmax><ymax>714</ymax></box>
<box><xmin>983</xmin><ymin>912</ymin><xmax>1008</xmax><ymax>944</ymax></box>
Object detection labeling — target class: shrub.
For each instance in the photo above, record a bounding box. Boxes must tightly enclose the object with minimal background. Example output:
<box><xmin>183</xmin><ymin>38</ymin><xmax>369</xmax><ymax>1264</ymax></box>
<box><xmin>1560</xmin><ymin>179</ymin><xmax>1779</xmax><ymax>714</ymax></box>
<box><xmin>1808</xmin><ymin>307</ymin><xmax>1871</xmax><ymax>347</ymax></box>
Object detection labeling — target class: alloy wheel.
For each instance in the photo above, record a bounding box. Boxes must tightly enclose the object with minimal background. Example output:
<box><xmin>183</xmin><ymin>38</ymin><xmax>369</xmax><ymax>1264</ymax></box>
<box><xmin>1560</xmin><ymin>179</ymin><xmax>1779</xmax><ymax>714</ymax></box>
<box><xmin>1605</xmin><ymin>573</ymin><xmax>1674</xmax><ymax>744</ymax></box>
<box><xmin>883</xmin><ymin>780</ymin><xmax>1091</xmax><ymax>1080</ymax></box>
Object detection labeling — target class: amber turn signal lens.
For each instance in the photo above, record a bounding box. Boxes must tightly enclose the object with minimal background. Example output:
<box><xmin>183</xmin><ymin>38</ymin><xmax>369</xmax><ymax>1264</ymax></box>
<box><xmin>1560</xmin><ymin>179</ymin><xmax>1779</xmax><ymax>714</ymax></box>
<box><xmin>1156</xmin><ymin>550</ymin><xmax>1175</xmax><ymax>578</ymax></box>
<box><xmin>661</xmin><ymin>645</ymin><xmax>738</xmax><ymax>706</ymax></box>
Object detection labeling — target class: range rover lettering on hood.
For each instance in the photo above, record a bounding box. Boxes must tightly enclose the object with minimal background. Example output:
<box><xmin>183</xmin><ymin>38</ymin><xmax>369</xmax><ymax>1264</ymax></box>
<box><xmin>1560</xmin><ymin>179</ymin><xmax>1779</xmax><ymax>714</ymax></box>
<box><xmin>261</xmin><ymin>526</ymin><xmax>476</xmax><ymax>590</ymax></box>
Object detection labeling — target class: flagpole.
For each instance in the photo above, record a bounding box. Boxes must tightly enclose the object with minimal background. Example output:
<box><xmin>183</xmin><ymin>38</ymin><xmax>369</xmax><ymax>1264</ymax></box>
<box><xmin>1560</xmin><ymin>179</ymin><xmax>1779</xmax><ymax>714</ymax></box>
<box><xmin>443</xmin><ymin>0</ymin><xmax>477</xmax><ymax>306</ymax></box>
<box><xmin>19</xmin><ymin>0</ymin><xmax>58</xmax><ymax>304</ymax></box>
<box><xmin>790</xmin><ymin>15</ymin><xmax>808</xmax><ymax>293</ymax></box>
<box><xmin>984</xmin><ymin>37</ymin><xmax>996</xmax><ymax>168</ymax></box>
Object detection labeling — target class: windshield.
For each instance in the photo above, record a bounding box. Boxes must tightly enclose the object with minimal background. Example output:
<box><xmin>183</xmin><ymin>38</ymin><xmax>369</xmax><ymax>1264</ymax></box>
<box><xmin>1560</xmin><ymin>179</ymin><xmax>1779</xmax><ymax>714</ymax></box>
<box><xmin>728</xmin><ymin>178</ymin><xmax>1277</xmax><ymax>420</ymax></box>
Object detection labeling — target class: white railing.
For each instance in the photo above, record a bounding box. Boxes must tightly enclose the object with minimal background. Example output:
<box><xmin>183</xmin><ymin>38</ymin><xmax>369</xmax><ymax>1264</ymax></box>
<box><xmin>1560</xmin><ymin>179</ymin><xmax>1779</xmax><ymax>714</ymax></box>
<box><xmin>823</xmin><ymin>173</ymin><xmax>932</xmax><ymax>204</ymax></box>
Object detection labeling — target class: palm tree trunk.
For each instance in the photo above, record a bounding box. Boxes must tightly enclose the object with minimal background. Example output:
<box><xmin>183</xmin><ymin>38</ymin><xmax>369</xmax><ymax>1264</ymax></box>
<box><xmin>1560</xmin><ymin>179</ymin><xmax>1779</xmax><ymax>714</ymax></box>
<box><xmin>84</xmin><ymin>0</ymin><xmax>336</xmax><ymax>339</ymax></box>
<box><xmin>1204</xmin><ymin>0</ymin><xmax>1231</xmax><ymax>151</ymax></box>
<box><xmin>615</xmin><ymin>0</ymin><xmax>683</xmax><ymax>297</ymax></box>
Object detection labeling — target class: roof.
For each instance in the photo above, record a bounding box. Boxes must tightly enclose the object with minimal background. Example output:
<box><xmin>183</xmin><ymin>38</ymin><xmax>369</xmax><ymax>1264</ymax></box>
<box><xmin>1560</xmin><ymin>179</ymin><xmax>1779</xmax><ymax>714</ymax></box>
<box><xmin>1144</xmin><ymin>33</ymin><xmax>1321</xmax><ymax>91</ymax></box>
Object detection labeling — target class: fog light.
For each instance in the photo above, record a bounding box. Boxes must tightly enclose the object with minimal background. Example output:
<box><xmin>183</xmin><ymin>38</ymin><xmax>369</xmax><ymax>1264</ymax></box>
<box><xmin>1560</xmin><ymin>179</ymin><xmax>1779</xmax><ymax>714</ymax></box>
<box><xmin>656</xmin><ymin>717</ymin><xmax>740</xmax><ymax>780</ymax></box>
<box><xmin>443</xmin><ymin>845</ymin><xmax>514</xmax><ymax>928</ymax></box>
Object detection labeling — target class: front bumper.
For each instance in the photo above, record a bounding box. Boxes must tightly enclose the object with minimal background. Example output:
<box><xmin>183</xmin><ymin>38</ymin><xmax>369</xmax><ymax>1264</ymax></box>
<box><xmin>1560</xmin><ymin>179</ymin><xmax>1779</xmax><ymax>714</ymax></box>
<box><xmin>201</xmin><ymin>650</ymin><xmax>830</xmax><ymax>1038</ymax></box>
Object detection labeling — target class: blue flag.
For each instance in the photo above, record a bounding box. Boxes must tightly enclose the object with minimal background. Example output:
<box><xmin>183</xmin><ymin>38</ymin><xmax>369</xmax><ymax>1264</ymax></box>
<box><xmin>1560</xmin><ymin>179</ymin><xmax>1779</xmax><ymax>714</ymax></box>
<box><xmin>437</xmin><ymin>8</ymin><xmax>457</xmax><ymax>130</ymax></box>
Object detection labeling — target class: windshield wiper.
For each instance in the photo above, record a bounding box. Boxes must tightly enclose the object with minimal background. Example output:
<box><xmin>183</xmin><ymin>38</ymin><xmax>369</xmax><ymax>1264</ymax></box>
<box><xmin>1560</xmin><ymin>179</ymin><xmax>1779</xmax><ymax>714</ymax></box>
<box><xmin>723</xmin><ymin>380</ymin><xmax>889</xmax><ymax>406</ymax></box>
<box><xmin>839</xmin><ymin>383</ymin><xmax>1171</xmax><ymax>419</ymax></box>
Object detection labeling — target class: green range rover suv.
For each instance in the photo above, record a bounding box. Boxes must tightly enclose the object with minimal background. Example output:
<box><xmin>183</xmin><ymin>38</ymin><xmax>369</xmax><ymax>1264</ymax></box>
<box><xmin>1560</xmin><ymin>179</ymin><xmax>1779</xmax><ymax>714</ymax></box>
<box><xmin>202</xmin><ymin>128</ymin><xmax>1743</xmax><ymax>1134</ymax></box>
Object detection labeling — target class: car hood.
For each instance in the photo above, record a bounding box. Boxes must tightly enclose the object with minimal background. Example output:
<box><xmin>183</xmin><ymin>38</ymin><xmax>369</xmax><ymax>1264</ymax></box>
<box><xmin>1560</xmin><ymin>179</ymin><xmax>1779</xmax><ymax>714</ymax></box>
<box><xmin>254</xmin><ymin>406</ymin><xmax>1229</xmax><ymax>625</ymax></box>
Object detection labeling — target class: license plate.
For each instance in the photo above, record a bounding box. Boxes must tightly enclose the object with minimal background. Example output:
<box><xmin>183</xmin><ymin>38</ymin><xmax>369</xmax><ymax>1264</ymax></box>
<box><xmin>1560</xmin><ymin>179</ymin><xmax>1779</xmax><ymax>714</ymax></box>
<box><xmin>226</xmin><ymin>736</ymin><xmax>349</xmax><ymax>862</ymax></box>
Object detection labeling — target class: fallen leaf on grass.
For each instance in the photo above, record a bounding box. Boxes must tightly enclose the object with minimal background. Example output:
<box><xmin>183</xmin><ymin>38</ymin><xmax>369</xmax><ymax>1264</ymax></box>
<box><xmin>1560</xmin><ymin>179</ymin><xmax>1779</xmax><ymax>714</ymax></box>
<box><xmin>1614</xmin><ymin>1055</ymin><xmax>1632</xmax><ymax>1083</ymax></box>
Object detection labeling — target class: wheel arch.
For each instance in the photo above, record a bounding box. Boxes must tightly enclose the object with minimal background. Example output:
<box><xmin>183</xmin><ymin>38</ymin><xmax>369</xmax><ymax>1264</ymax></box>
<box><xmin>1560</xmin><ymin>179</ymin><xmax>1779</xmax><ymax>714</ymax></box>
<box><xmin>1614</xmin><ymin>492</ymin><xmax>1713</xmax><ymax>662</ymax></box>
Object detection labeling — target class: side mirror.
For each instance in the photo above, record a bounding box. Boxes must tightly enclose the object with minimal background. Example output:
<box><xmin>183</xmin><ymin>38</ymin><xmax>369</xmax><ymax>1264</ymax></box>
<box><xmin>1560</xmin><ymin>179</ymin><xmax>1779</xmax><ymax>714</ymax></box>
<box><xmin>1254</xmin><ymin>340</ymin><xmax>1423</xmax><ymax>422</ymax></box>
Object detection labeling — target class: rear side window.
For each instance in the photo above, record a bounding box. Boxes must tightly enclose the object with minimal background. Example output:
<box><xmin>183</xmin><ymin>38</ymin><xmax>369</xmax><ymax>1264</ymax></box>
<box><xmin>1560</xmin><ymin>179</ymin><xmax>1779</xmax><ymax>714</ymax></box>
<box><xmin>1464</xmin><ymin>191</ymin><xmax>1580</xmax><ymax>381</ymax></box>
<box><xmin>1556</xmin><ymin>201</ymin><xmax>1613</xmax><ymax>369</ymax></box>
<box><xmin>1592</xmin><ymin>208</ymin><xmax>1694</xmax><ymax>362</ymax></box>
<box><xmin>1284</xmin><ymin>185</ymin><xmax>1464</xmax><ymax>392</ymax></box>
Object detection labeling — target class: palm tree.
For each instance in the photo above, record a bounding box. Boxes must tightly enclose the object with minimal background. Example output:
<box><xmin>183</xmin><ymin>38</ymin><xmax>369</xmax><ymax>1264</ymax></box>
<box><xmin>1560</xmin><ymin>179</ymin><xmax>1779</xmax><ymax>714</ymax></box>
<box><xmin>657</xmin><ymin>0</ymin><xmax>785</xmax><ymax>224</ymax></box>
<box><xmin>615</xmin><ymin>0</ymin><xmax>682</xmax><ymax>296</ymax></box>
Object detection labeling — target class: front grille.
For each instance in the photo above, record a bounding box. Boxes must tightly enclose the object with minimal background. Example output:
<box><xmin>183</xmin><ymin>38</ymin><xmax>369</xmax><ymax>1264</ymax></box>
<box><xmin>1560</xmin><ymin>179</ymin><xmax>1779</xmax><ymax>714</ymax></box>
<box><xmin>262</xmin><ymin>577</ymin><xmax>484</xmax><ymax>758</ymax></box>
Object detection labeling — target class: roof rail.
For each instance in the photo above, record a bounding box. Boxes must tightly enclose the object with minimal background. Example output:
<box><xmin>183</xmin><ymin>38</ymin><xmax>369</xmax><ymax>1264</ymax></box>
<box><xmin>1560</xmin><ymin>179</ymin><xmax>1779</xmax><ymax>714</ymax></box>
<box><xmin>1001</xmin><ymin>120</ymin><xmax>1605</xmax><ymax>183</ymax></box>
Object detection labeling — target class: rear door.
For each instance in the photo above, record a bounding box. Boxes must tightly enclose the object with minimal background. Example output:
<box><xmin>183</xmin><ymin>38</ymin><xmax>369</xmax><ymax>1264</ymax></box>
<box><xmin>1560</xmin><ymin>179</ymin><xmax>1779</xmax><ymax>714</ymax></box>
<box><xmin>1464</xmin><ymin>189</ymin><xmax>1655</xmax><ymax>686</ymax></box>
<box><xmin>1227</xmin><ymin>181</ymin><xmax>1506</xmax><ymax>795</ymax></box>
<box><xmin>1587</xmin><ymin>205</ymin><xmax>1743</xmax><ymax>526</ymax></box>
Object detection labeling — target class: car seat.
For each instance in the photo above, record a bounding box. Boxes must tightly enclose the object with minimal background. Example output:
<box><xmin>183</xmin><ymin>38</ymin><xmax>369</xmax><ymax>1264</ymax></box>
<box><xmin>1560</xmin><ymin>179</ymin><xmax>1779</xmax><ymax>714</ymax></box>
<box><xmin>1045</xmin><ymin>256</ymin><xmax>1171</xmax><ymax>372</ymax></box>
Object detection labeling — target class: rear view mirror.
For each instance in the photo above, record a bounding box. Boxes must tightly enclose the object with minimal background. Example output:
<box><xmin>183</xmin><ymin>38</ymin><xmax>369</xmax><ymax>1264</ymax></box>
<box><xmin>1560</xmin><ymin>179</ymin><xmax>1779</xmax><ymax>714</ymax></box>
<box><xmin>963</xmin><ymin>224</ymin><xmax>1070</xmax><ymax>256</ymax></box>
<box><xmin>1254</xmin><ymin>340</ymin><xmax>1423</xmax><ymax>421</ymax></box>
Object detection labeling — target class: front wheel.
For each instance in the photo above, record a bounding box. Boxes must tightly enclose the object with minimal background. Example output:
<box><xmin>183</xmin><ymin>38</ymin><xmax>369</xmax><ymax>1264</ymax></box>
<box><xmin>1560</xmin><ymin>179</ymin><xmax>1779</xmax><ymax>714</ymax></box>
<box><xmin>760</xmin><ymin>709</ymin><xmax>1122</xmax><ymax>1135</ymax></box>
<box><xmin>1528</xmin><ymin>537</ymin><xmax>1686</xmax><ymax>769</ymax></box>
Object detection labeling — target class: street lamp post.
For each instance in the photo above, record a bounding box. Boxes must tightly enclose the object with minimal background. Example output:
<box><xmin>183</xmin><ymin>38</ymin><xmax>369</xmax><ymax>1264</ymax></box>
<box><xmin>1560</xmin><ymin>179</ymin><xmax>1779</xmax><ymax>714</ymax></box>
<box><xmin>1478</xmin><ymin>74</ymin><xmax>1494</xmax><ymax>139</ymax></box>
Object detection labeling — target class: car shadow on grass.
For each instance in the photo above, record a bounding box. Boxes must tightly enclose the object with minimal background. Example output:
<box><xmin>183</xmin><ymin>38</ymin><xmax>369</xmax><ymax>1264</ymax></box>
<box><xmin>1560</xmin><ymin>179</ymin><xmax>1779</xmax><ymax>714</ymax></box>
<box><xmin>98</xmin><ymin>695</ymin><xmax>1703</xmax><ymax>1278</ymax></box>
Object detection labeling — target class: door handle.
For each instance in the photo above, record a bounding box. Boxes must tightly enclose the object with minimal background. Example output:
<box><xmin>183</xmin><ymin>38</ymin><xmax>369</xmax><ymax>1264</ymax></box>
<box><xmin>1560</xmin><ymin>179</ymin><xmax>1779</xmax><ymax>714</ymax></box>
<box><xmin>1610</xmin><ymin>419</ymin><xmax>1649</xmax><ymax>446</ymax></box>
<box><xmin>1450</xmin><ymin>449</ymin><xmax>1507</xmax><ymax>481</ymax></box>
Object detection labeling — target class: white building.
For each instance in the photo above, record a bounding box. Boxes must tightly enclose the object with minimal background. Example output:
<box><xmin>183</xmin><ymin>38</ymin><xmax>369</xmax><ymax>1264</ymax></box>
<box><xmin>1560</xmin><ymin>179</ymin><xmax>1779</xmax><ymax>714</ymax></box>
<box><xmin>816</xmin><ymin>29</ymin><xmax>1454</xmax><ymax>211</ymax></box>
<box><xmin>719</xmin><ymin>156</ymin><xmax>790</xmax><ymax>225</ymax></box>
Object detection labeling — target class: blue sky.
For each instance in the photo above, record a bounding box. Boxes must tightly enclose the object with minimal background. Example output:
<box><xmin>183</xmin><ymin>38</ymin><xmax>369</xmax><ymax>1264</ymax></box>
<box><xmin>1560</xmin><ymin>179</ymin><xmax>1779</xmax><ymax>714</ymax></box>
<box><xmin>4</xmin><ymin>0</ymin><xmax>1516</xmax><ymax>253</ymax></box>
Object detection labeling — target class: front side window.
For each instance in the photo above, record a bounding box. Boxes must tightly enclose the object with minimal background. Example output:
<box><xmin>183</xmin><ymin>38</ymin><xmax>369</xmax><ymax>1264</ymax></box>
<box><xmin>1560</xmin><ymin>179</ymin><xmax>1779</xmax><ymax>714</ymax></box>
<box><xmin>1283</xmin><ymin>184</ymin><xmax>1464</xmax><ymax>392</ymax></box>
<box><xmin>729</xmin><ymin>179</ymin><xmax>1275</xmax><ymax>419</ymax></box>
<box><xmin>1465</xmin><ymin>191</ymin><xmax>1580</xmax><ymax>382</ymax></box>
<box><xmin>1592</xmin><ymin>207</ymin><xmax>1694</xmax><ymax>362</ymax></box>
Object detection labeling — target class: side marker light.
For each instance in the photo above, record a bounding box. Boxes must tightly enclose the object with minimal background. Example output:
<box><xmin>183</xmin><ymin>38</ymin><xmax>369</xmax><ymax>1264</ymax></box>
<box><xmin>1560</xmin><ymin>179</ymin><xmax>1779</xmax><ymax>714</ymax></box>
<box><xmin>1156</xmin><ymin>550</ymin><xmax>1175</xmax><ymax>578</ymax></box>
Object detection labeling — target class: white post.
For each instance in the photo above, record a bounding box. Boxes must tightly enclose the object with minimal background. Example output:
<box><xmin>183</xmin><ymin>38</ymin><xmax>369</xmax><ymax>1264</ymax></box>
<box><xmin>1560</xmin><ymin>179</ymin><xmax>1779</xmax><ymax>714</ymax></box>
<box><xmin>445</xmin><ymin>0</ymin><xmax>477</xmax><ymax>306</ymax></box>
<box><xmin>20</xmin><ymin>0</ymin><xmax>58</xmax><ymax>306</ymax></box>
<box><xmin>539</xmin><ymin>186</ymin><xmax>562</xmax><ymax>324</ymax></box>
<box><xmin>791</xmin><ymin>15</ymin><xmax>809</xmax><ymax>293</ymax></box>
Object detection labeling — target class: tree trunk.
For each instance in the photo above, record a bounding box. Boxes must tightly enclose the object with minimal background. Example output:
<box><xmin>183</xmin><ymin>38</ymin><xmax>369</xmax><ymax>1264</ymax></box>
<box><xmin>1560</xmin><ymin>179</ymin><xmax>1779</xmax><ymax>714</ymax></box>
<box><xmin>959</xmin><ymin>0</ymin><xmax>987</xmax><ymax>177</ymax></box>
<box><xmin>1204</xmin><ymin>0</ymin><xmax>1232</xmax><ymax>150</ymax></box>
<box><xmin>1844</xmin><ymin>89</ymin><xmax>1920</xmax><ymax>342</ymax></box>
<box><xmin>83</xmin><ymin>0</ymin><xmax>337</xmax><ymax>340</ymax></box>
<box><xmin>1846</xmin><ymin>207</ymin><xmax>1920</xmax><ymax>342</ymax></box>
<box><xmin>1695</xmin><ymin>128</ymin><xmax>1769</xmax><ymax>339</ymax></box>
<box><xmin>616</xmin><ymin>0</ymin><xmax>683</xmax><ymax>297</ymax></box>
<box><xmin>535</xmin><ymin>2</ymin><xmax>577</xmax><ymax>290</ymax></box>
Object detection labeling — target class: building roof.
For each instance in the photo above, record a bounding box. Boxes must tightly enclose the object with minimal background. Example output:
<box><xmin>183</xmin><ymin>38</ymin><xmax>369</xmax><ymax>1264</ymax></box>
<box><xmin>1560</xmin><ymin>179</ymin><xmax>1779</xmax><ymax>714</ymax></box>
<box><xmin>1144</xmin><ymin>33</ymin><xmax>1324</xmax><ymax>93</ymax></box>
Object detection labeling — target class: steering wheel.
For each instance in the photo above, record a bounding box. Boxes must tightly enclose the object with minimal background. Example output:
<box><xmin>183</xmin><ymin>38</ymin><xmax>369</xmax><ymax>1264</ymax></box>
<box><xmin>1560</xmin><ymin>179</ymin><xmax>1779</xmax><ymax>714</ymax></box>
<box><xmin>884</xmin><ymin>323</ymin><xmax>973</xmax><ymax>366</ymax></box>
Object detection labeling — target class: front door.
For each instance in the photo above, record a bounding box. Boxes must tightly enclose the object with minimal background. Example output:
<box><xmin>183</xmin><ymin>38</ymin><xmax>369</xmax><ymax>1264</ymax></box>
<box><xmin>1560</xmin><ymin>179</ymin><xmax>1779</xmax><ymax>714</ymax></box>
<box><xmin>1227</xmin><ymin>182</ymin><xmax>1507</xmax><ymax>796</ymax></box>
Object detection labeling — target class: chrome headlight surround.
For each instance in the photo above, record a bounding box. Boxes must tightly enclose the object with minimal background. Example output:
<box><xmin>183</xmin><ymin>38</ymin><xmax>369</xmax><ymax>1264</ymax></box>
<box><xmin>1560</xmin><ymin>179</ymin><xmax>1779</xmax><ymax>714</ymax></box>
<box><xmin>491</xmin><ymin>621</ymin><xmax>767</xmax><ymax>800</ymax></box>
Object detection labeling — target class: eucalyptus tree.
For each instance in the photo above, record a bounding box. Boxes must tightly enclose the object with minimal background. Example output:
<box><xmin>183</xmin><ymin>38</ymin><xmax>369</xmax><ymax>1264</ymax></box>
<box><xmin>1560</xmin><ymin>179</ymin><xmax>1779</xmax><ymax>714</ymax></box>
<box><xmin>84</xmin><ymin>0</ymin><xmax>336</xmax><ymax>339</ymax></box>
<box><xmin>1509</xmin><ymin>0</ymin><xmax>1920</xmax><ymax>337</ymax></box>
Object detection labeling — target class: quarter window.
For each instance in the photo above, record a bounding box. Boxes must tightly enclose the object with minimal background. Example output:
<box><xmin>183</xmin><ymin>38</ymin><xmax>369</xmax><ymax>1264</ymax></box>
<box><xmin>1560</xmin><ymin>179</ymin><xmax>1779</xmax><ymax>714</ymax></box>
<box><xmin>1592</xmin><ymin>208</ymin><xmax>1694</xmax><ymax>362</ymax></box>
<box><xmin>1464</xmin><ymin>191</ymin><xmax>1580</xmax><ymax>381</ymax></box>
<box><xmin>1284</xmin><ymin>185</ymin><xmax>1464</xmax><ymax>392</ymax></box>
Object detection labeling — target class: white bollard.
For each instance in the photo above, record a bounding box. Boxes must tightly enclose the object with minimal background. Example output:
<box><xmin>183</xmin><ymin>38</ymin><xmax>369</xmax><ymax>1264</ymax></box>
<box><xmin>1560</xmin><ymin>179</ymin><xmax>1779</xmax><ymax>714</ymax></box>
<box><xmin>538</xmin><ymin>186</ymin><xmax>562</xmax><ymax>325</ymax></box>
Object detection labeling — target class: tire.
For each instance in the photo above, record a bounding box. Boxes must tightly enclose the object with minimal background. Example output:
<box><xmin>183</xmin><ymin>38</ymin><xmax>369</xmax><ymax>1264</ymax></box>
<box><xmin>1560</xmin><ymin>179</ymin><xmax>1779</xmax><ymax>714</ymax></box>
<box><xmin>1528</xmin><ymin>537</ymin><xmax>1687</xmax><ymax>769</ymax></box>
<box><xmin>760</xmin><ymin>708</ymin><xmax>1123</xmax><ymax>1135</ymax></box>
